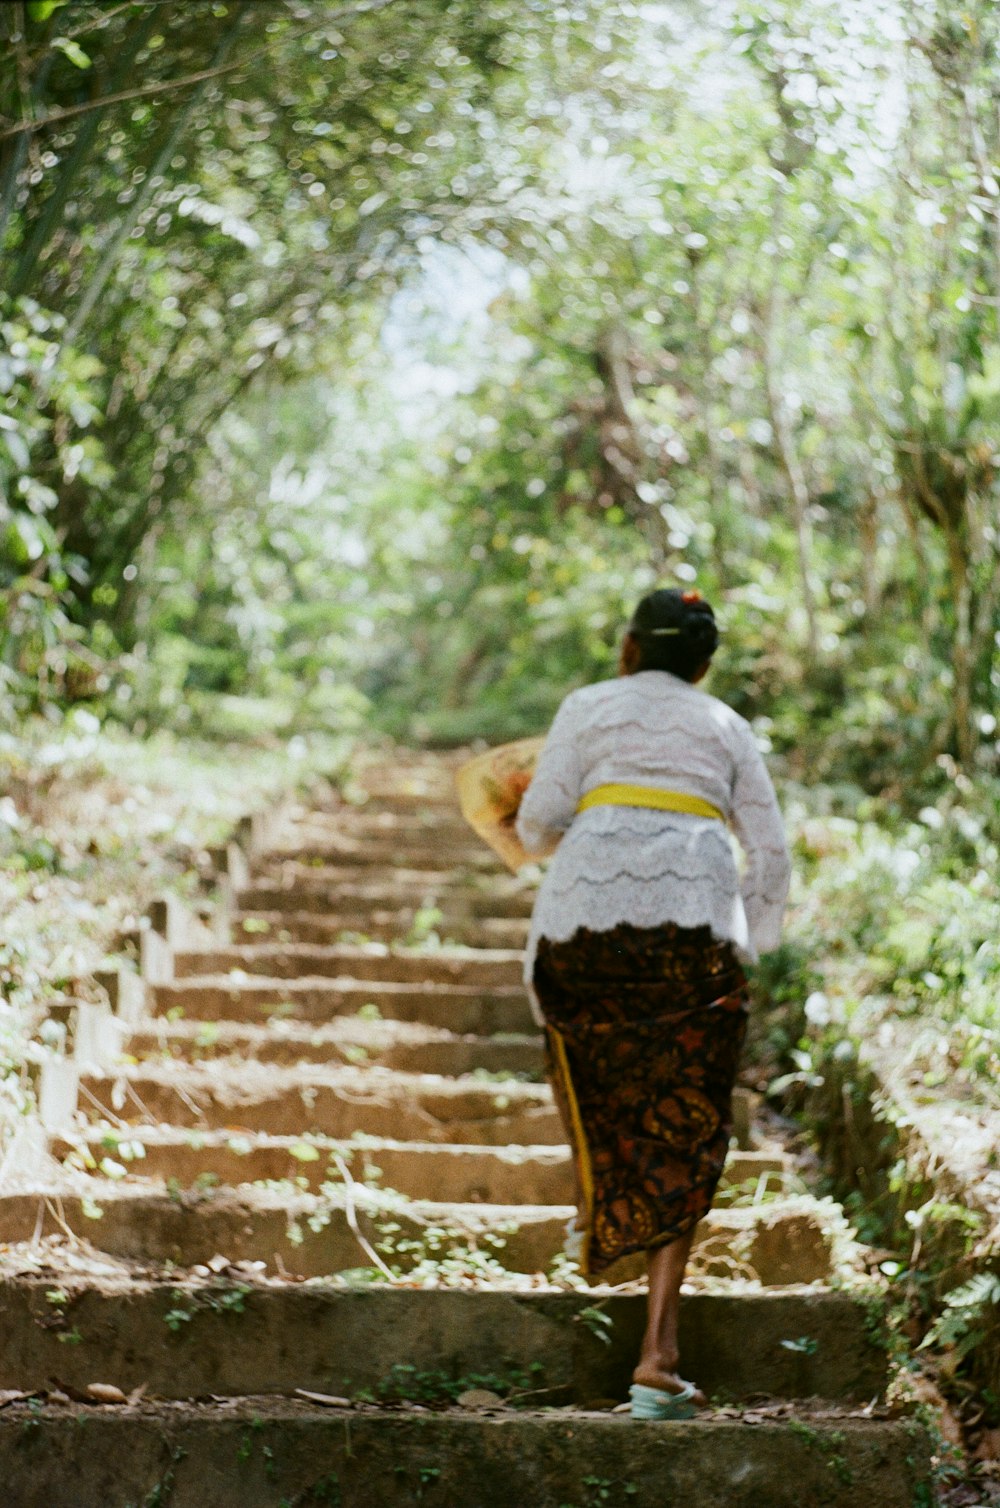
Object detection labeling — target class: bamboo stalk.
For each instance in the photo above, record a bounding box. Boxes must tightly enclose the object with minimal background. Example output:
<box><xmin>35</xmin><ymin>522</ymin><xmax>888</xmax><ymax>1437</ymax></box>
<box><xmin>760</xmin><ymin>188</ymin><xmax>821</xmax><ymax>659</ymax></box>
<box><xmin>0</xmin><ymin>6</ymin><xmax>54</xmax><ymax>255</ymax></box>
<box><xmin>8</xmin><ymin>5</ymin><xmax>163</xmax><ymax>299</ymax></box>
<box><xmin>0</xmin><ymin>0</ymin><xmax>404</xmax><ymax>145</ymax></box>
<box><xmin>62</xmin><ymin>1</ymin><xmax>252</xmax><ymax>348</ymax></box>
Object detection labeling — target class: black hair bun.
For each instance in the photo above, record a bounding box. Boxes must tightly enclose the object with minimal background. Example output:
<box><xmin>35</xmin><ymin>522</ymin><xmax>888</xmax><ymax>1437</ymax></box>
<box><xmin>682</xmin><ymin>607</ymin><xmax>719</xmax><ymax>655</ymax></box>
<box><xmin>627</xmin><ymin>586</ymin><xmax>719</xmax><ymax>681</ymax></box>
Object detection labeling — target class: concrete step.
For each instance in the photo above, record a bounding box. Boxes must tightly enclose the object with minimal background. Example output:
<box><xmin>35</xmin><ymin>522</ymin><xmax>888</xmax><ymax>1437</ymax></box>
<box><xmin>343</xmin><ymin>787</ymin><xmax>459</xmax><ymax>809</ymax></box>
<box><xmin>125</xmin><ymin>1017</ymin><xmax>545</xmax><ymax>1076</ymax></box>
<box><xmin>265</xmin><ymin>840</ymin><xmax>498</xmax><ymax>869</ymax></box>
<box><xmin>150</xmin><ymin>977</ymin><xmax>535</xmax><ymax>1032</ymax></box>
<box><xmin>0</xmin><ymin>1280</ymin><xmax>888</xmax><ymax>1402</ymax></box>
<box><xmin>0</xmin><ymin>1400</ymin><xmax>932</xmax><ymax>1507</ymax></box>
<box><xmin>254</xmin><ymin>860</ymin><xmax>458</xmax><ymax>886</ymax></box>
<box><xmin>237</xmin><ymin>879</ymin><xmax>535</xmax><ymax>919</ymax></box>
<box><xmin>78</xmin><ymin>1065</ymin><xmax>561</xmax><ymax>1144</ymax></box>
<box><xmin>0</xmin><ymin>1187</ymin><xmax>839</xmax><ymax>1282</ymax></box>
<box><xmin>171</xmin><ymin>943</ymin><xmax>525</xmax><ymax>988</ymax></box>
<box><xmin>287</xmin><ymin>807</ymin><xmax>473</xmax><ymax>840</ymax></box>
<box><xmin>56</xmin><ymin>1127</ymin><xmax>788</xmax><ymax>1204</ymax></box>
<box><xmin>57</xmin><ymin>1129</ymin><xmax>573</xmax><ymax>1200</ymax></box>
<box><xmin>233</xmin><ymin>910</ymin><xmax>529</xmax><ymax>950</ymax></box>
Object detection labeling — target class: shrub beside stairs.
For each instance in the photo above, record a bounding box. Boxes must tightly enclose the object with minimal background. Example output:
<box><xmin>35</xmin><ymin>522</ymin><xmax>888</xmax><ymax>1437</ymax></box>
<box><xmin>0</xmin><ymin>754</ymin><xmax>934</xmax><ymax>1506</ymax></box>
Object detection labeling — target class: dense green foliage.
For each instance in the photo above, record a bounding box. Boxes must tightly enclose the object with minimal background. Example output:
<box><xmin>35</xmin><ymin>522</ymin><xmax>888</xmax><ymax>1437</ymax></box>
<box><xmin>2</xmin><ymin>0</ymin><xmax>1000</xmax><ymax>782</ymax></box>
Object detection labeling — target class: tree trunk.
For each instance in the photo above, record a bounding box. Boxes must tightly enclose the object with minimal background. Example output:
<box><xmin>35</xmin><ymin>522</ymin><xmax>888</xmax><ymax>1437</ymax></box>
<box><xmin>762</xmin><ymin>312</ymin><xmax>820</xmax><ymax>659</ymax></box>
<box><xmin>858</xmin><ymin>491</ymin><xmax>881</xmax><ymax>619</ymax></box>
<box><xmin>948</xmin><ymin>530</ymin><xmax>975</xmax><ymax>767</ymax></box>
<box><xmin>760</xmin><ymin>185</ymin><xmax>820</xmax><ymax>659</ymax></box>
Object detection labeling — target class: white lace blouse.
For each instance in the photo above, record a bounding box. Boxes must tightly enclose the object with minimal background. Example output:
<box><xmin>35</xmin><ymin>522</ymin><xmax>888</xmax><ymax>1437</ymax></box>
<box><xmin>516</xmin><ymin>671</ymin><xmax>791</xmax><ymax>1010</ymax></box>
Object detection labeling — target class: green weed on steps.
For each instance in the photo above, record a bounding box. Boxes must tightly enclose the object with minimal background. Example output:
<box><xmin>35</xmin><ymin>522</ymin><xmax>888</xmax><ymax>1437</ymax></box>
<box><xmin>350</xmin><ymin>1360</ymin><xmax>544</xmax><ymax>1406</ymax></box>
<box><xmin>163</xmin><ymin>1284</ymin><xmax>251</xmax><ymax>1334</ymax></box>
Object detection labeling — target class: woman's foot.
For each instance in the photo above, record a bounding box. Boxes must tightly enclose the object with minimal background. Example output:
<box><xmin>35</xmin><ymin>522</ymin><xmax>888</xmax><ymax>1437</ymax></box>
<box><xmin>632</xmin><ymin>1362</ymin><xmax>706</xmax><ymax>1408</ymax></box>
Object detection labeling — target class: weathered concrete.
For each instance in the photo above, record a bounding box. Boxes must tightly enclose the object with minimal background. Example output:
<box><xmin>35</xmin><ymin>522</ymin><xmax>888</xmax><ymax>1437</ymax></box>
<box><xmin>19</xmin><ymin>756</ymin><xmax>929</xmax><ymax>1506</ymax></box>
<box><xmin>0</xmin><ymin>1281</ymin><xmax>889</xmax><ymax>1401</ymax></box>
<box><xmin>78</xmin><ymin>1065</ymin><xmax>562</xmax><ymax>1143</ymax></box>
<box><xmin>125</xmin><ymin>1017</ymin><xmax>545</xmax><ymax>1076</ymax></box>
<box><xmin>263</xmin><ymin>859</ymin><xmax>459</xmax><ymax>886</ymax></box>
<box><xmin>234</xmin><ymin>909</ymin><xmax>529</xmax><ymax>949</ymax></box>
<box><xmin>0</xmin><ymin>1402</ymin><xmax>932</xmax><ymax>1508</ymax></box>
<box><xmin>150</xmin><ymin>976</ymin><xmax>536</xmax><ymax>1032</ymax></box>
<box><xmin>267</xmin><ymin>836</ymin><xmax>494</xmax><ymax>869</ymax></box>
<box><xmin>172</xmin><ymin>942</ymin><xmax>524</xmax><ymax>988</ymax></box>
<box><xmin>284</xmin><ymin>806</ymin><xmax>472</xmax><ymax>835</ymax></box>
<box><xmin>0</xmin><ymin>1189</ymin><xmax>837</xmax><ymax>1281</ymax></box>
<box><xmin>54</xmin><ymin>1129</ymin><xmax>786</xmax><ymax>1204</ymax></box>
<box><xmin>56</xmin><ymin>1129</ymin><xmax>576</xmax><ymax>1201</ymax></box>
<box><xmin>238</xmin><ymin>879</ymin><xmax>536</xmax><ymax>918</ymax></box>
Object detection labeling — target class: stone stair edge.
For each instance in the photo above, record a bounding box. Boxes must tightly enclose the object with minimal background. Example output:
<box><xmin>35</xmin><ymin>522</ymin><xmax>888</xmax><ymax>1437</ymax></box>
<box><xmin>0</xmin><ymin>1404</ymin><xmax>933</xmax><ymax>1508</ymax></box>
<box><xmin>0</xmin><ymin>1280</ymin><xmax>891</xmax><ymax>1407</ymax></box>
<box><xmin>7</xmin><ymin>754</ymin><xmax>940</xmax><ymax>1502</ymax></box>
<box><xmin>123</xmin><ymin>1017</ymin><xmax>543</xmax><ymax>1045</ymax></box>
<box><xmin>26</xmin><ymin>787</ymin><xmax>311</xmax><ymax>1146</ymax></box>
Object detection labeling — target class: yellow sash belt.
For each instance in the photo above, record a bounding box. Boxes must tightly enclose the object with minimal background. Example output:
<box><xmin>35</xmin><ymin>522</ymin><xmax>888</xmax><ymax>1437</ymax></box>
<box><xmin>576</xmin><ymin>783</ymin><xmax>725</xmax><ymax>822</ymax></box>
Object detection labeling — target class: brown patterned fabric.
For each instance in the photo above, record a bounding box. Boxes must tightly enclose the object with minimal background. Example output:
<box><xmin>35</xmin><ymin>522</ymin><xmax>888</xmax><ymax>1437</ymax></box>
<box><xmin>533</xmin><ymin>920</ymin><xmax>748</xmax><ymax>1276</ymax></box>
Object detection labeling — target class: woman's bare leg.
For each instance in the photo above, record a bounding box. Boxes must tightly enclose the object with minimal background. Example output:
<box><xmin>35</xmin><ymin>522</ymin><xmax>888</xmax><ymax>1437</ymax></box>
<box><xmin>632</xmin><ymin>1228</ymin><xmax>706</xmax><ymax>1404</ymax></box>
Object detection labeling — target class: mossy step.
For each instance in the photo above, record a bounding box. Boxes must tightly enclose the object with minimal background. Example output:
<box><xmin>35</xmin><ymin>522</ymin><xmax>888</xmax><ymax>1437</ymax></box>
<box><xmin>0</xmin><ymin>1282</ymin><xmax>889</xmax><ymax>1403</ymax></box>
<box><xmin>125</xmin><ymin>1017</ymin><xmax>544</xmax><ymax>1076</ymax></box>
<box><xmin>340</xmin><ymin>787</ymin><xmax>460</xmax><ymax>808</ymax></box>
<box><xmin>0</xmin><ymin>1188</ymin><xmax>839</xmax><ymax>1282</ymax></box>
<box><xmin>238</xmin><ymin>880</ymin><xmax>535</xmax><ymax>919</ymax></box>
<box><xmin>150</xmin><ymin>976</ymin><xmax>534</xmax><ymax>1032</ymax></box>
<box><xmin>284</xmin><ymin>808</ymin><xmax>473</xmax><ymax>839</ymax></box>
<box><xmin>0</xmin><ymin>1400</ymin><xmax>932</xmax><ymax>1508</ymax></box>
<box><xmin>78</xmin><ymin>1064</ymin><xmax>561</xmax><ymax>1144</ymax></box>
<box><xmin>171</xmin><ymin>943</ymin><xmax>524</xmax><ymax>988</ymax></box>
<box><xmin>265</xmin><ymin>841</ymin><xmax>498</xmax><ymax>870</ymax></box>
<box><xmin>55</xmin><ymin>1128</ymin><xmax>788</xmax><ymax>1204</ymax></box>
<box><xmin>233</xmin><ymin>909</ymin><xmax>529</xmax><ymax>950</ymax></box>
<box><xmin>252</xmin><ymin>861</ymin><xmax>458</xmax><ymax>886</ymax></box>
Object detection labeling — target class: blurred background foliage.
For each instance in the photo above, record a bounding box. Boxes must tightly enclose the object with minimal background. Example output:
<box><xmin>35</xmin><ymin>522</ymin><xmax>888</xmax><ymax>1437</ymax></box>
<box><xmin>1</xmin><ymin>0</ymin><xmax>1000</xmax><ymax>793</ymax></box>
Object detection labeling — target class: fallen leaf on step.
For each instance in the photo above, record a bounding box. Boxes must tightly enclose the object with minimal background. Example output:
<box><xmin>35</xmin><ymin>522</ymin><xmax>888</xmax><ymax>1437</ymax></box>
<box><xmin>974</xmin><ymin>1427</ymin><xmax>1000</xmax><ymax>1461</ymax></box>
<box><xmin>46</xmin><ymin>1391</ymin><xmax>71</xmax><ymax>1406</ymax></box>
<box><xmin>903</xmin><ymin>1373</ymin><xmax>964</xmax><ymax>1447</ymax></box>
<box><xmin>86</xmin><ymin>1383</ymin><xmax>128</xmax><ymax>1404</ymax></box>
<box><xmin>207</xmin><ymin>1254</ymin><xmax>229</xmax><ymax>1273</ymax></box>
<box><xmin>0</xmin><ymin>1391</ymin><xmax>36</xmax><ymax>1409</ymax></box>
<box><xmin>128</xmin><ymin>1383</ymin><xmax>148</xmax><ymax>1406</ymax></box>
<box><xmin>294</xmin><ymin>1389</ymin><xmax>352</xmax><ymax>1408</ymax></box>
<box><xmin>456</xmin><ymin>1389</ymin><xmax>502</xmax><ymax>1410</ymax></box>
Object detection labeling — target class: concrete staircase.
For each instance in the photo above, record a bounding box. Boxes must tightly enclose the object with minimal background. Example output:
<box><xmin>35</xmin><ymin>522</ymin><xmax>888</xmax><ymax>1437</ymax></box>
<box><xmin>0</xmin><ymin>754</ymin><xmax>933</xmax><ymax>1506</ymax></box>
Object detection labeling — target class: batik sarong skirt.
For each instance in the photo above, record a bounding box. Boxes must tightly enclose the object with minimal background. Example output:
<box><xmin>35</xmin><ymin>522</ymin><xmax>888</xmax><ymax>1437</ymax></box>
<box><xmin>532</xmin><ymin>919</ymin><xmax>749</xmax><ymax>1276</ymax></box>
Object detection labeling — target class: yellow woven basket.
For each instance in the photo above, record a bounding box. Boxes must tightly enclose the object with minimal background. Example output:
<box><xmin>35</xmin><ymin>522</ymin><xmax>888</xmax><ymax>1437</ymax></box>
<box><xmin>455</xmin><ymin>736</ymin><xmax>545</xmax><ymax>873</ymax></box>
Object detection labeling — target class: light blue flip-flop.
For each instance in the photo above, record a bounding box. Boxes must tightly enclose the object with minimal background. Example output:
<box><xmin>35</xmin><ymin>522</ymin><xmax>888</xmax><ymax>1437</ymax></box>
<box><xmin>629</xmin><ymin>1382</ymin><xmax>700</xmax><ymax>1420</ymax></box>
<box><xmin>562</xmin><ymin>1218</ymin><xmax>586</xmax><ymax>1264</ymax></box>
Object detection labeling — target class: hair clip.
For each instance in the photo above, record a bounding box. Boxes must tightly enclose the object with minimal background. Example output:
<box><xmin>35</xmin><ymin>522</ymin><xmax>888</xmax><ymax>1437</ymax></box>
<box><xmin>646</xmin><ymin>626</ymin><xmax>682</xmax><ymax>635</ymax></box>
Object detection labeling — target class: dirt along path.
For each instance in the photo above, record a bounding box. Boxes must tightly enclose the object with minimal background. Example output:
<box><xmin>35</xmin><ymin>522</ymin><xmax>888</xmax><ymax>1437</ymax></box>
<box><xmin>0</xmin><ymin>751</ymin><xmax>933</xmax><ymax>1506</ymax></box>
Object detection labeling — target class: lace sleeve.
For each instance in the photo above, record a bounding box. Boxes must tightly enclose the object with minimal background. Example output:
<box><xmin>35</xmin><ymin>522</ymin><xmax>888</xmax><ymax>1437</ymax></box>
<box><xmin>516</xmin><ymin>695</ymin><xmax>583</xmax><ymax>855</ymax></box>
<box><xmin>728</xmin><ymin>723</ymin><xmax>791</xmax><ymax>955</ymax></box>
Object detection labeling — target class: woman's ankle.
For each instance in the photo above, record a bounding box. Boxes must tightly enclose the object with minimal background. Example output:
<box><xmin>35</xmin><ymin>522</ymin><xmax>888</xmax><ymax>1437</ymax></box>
<box><xmin>634</xmin><ymin>1349</ymin><xmax>679</xmax><ymax>1380</ymax></box>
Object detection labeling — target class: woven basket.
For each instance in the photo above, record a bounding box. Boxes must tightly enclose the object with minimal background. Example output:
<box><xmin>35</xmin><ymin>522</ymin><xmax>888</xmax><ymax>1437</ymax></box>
<box><xmin>455</xmin><ymin>737</ymin><xmax>545</xmax><ymax>873</ymax></box>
